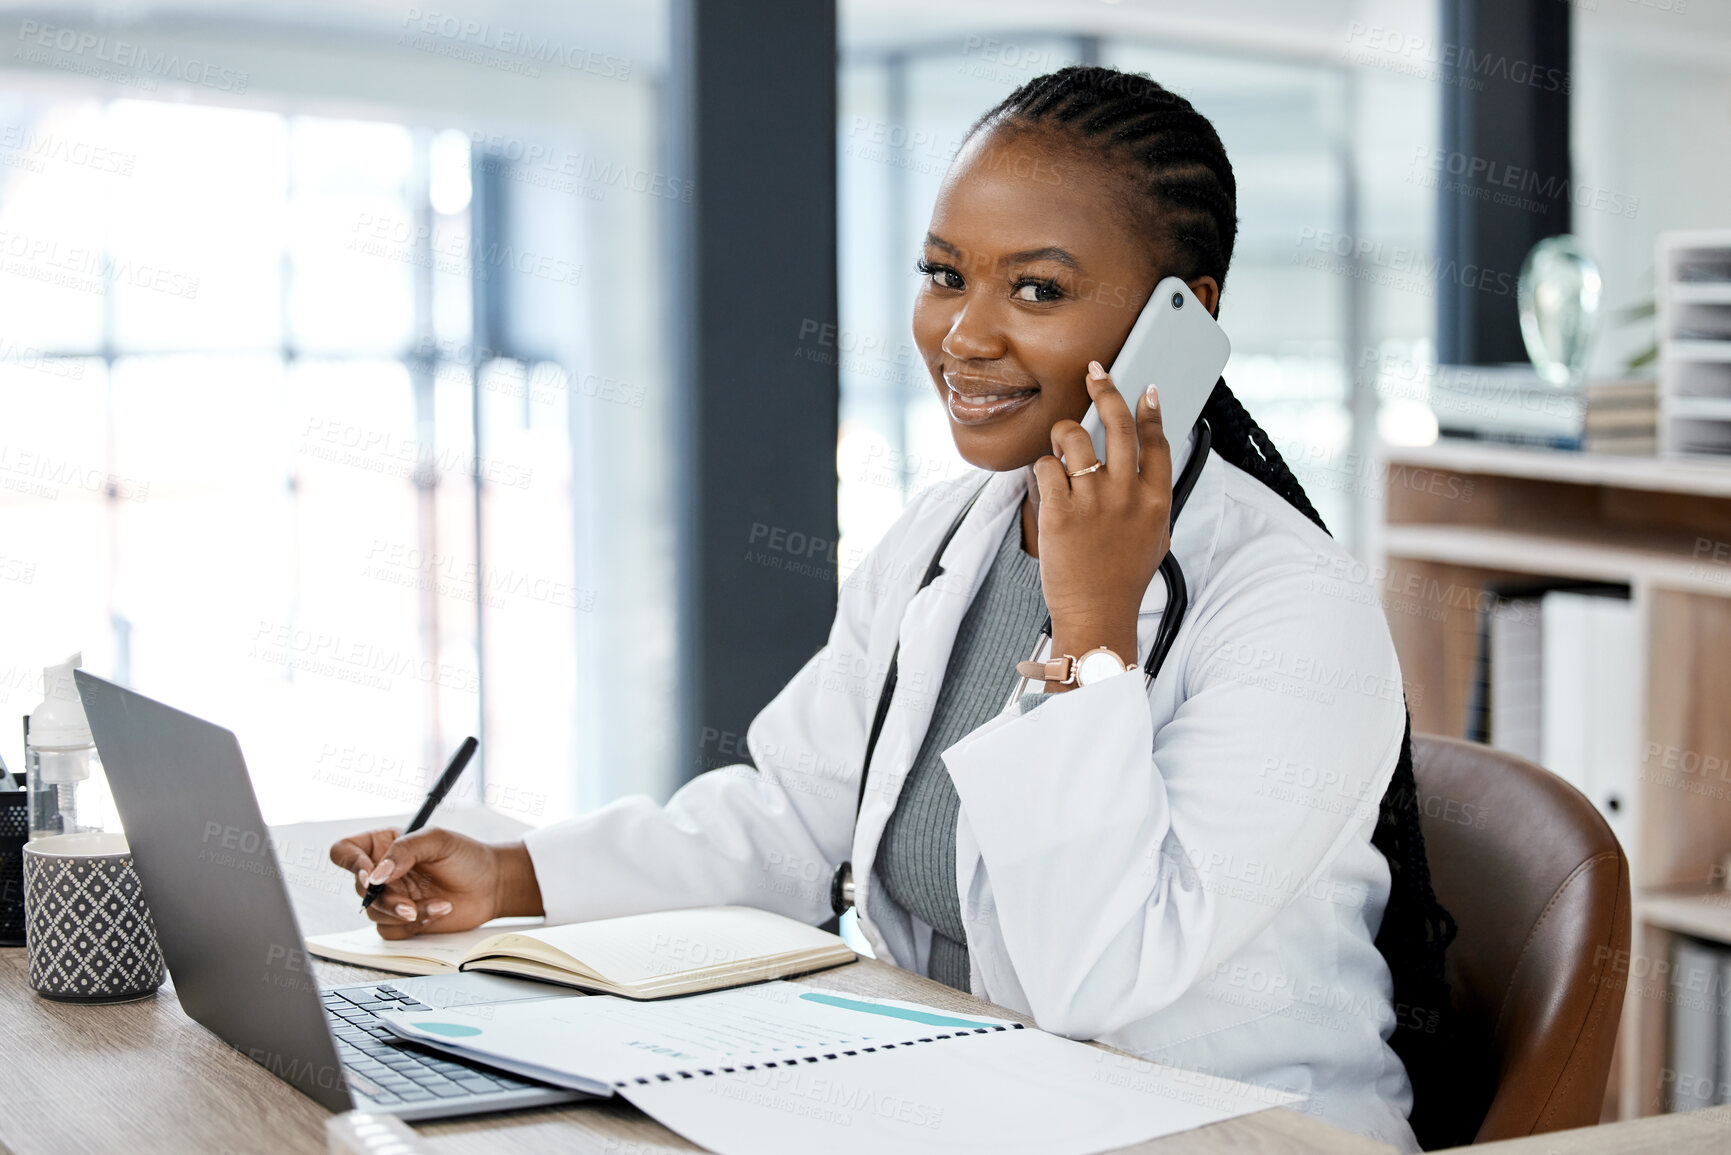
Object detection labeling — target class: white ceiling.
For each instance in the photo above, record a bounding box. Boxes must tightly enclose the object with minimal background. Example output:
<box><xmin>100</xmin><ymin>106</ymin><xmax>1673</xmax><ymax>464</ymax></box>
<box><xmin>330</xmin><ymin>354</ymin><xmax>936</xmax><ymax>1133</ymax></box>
<box><xmin>0</xmin><ymin>0</ymin><xmax>1441</xmax><ymax>68</ymax></box>
<box><xmin>0</xmin><ymin>0</ymin><xmax>668</xmax><ymax>66</ymax></box>
<box><xmin>0</xmin><ymin>0</ymin><xmax>1722</xmax><ymax>83</ymax></box>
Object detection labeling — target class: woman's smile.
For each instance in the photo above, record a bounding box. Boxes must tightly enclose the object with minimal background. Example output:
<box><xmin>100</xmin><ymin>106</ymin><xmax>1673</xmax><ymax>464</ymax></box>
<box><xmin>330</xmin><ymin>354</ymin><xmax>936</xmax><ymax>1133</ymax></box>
<box><xmin>943</xmin><ymin>373</ymin><xmax>1041</xmax><ymax>425</ymax></box>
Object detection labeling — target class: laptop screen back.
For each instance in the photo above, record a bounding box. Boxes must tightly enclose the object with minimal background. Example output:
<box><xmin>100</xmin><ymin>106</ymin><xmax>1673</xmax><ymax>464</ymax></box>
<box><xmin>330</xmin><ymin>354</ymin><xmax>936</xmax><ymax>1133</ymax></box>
<box><xmin>73</xmin><ymin>670</ymin><xmax>353</xmax><ymax>1112</ymax></box>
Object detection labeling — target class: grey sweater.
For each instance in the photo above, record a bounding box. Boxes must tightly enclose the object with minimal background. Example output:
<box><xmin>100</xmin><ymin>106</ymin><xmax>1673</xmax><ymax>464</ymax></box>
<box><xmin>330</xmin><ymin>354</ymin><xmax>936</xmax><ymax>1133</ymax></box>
<box><xmin>878</xmin><ymin>515</ymin><xmax>1049</xmax><ymax>991</ymax></box>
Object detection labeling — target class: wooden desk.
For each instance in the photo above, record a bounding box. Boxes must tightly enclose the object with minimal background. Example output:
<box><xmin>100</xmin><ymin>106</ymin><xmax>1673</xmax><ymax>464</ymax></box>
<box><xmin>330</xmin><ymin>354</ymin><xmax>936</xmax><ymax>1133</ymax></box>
<box><xmin>0</xmin><ymin>808</ymin><xmax>1390</xmax><ymax>1155</ymax></box>
<box><xmin>4</xmin><ymin>806</ymin><xmax>1719</xmax><ymax>1155</ymax></box>
<box><xmin>1466</xmin><ymin>1107</ymin><xmax>1731</xmax><ymax>1154</ymax></box>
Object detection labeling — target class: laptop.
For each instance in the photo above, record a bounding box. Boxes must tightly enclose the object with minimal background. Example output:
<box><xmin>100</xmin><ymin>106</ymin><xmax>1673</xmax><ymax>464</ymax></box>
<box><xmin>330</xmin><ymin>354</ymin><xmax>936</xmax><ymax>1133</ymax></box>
<box><xmin>72</xmin><ymin>670</ymin><xmax>589</xmax><ymax>1120</ymax></box>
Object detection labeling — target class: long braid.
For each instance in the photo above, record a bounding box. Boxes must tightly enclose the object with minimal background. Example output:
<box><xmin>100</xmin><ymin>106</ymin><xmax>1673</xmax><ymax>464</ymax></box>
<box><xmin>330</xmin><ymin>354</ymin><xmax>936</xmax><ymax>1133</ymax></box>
<box><xmin>970</xmin><ymin>66</ymin><xmax>1458</xmax><ymax>1144</ymax></box>
<box><xmin>1199</xmin><ymin>381</ymin><xmax>1329</xmax><ymax>532</ymax></box>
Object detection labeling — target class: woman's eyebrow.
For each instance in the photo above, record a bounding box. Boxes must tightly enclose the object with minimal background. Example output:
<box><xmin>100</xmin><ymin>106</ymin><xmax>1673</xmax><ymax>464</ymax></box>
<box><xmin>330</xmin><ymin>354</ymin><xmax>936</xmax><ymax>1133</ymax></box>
<box><xmin>1004</xmin><ymin>245</ymin><xmax>1081</xmax><ymax>271</ymax></box>
<box><xmin>923</xmin><ymin>233</ymin><xmax>961</xmax><ymax>257</ymax></box>
<box><xmin>922</xmin><ymin>235</ymin><xmax>1082</xmax><ymax>273</ymax></box>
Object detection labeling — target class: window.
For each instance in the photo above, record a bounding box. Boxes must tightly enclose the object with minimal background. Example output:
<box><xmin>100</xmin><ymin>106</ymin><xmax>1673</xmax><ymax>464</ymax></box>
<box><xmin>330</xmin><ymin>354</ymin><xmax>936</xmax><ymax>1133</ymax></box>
<box><xmin>0</xmin><ymin>98</ymin><xmax>585</xmax><ymax>824</ymax></box>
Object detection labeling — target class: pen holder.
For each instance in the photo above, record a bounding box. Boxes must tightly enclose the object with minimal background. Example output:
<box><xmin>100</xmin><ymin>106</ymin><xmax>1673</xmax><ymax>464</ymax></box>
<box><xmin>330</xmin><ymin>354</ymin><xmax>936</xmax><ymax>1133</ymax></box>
<box><xmin>1</xmin><ymin>774</ymin><xmax>24</xmax><ymax>946</ymax></box>
<box><xmin>23</xmin><ymin>832</ymin><xmax>164</xmax><ymax>1002</ymax></box>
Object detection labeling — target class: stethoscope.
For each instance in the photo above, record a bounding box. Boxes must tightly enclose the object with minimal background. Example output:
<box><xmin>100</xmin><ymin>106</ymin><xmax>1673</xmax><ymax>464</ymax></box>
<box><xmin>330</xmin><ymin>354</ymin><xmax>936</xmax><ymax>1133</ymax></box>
<box><xmin>829</xmin><ymin>416</ymin><xmax>1215</xmax><ymax>916</ymax></box>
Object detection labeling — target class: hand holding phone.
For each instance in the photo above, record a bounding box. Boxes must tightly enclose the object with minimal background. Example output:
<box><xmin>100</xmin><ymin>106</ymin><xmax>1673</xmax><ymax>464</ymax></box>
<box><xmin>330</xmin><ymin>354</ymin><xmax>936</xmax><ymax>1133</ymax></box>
<box><xmin>1032</xmin><ymin>278</ymin><xmax>1230</xmax><ymax>671</ymax></box>
<box><xmin>1078</xmin><ymin>276</ymin><xmax>1231</xmax><ymax>486</ymax></box>
<box><xmin>1033</xmin><ymin>361</ymin><xmax>1178</xmax><ymax>676</ymax></box>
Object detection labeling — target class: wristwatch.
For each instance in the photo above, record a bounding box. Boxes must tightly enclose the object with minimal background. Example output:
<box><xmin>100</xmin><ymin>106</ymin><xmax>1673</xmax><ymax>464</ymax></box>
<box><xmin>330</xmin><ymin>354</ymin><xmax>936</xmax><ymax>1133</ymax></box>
<box><xmin>1016</xmin><ymin>646</ymin><xmax>1133</xmax><ymax>688</ymax></box>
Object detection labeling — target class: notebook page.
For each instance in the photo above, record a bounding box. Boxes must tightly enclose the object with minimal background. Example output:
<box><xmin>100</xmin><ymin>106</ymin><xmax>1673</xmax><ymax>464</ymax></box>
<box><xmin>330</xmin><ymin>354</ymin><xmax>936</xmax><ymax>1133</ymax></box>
<box><xmin>514</xmin><ymin>906</ymin><xmax>847</xmax><ymax>985</ymax></box>
<box><xmin>306</xmin><ymin>918</ymin><xmax>544</xmax><ymax>970</ymax></box>
<box><xmin>623</xmin><ymin>1026</ymin><xmax>1302</xmax><ymax>1155</ymax></box>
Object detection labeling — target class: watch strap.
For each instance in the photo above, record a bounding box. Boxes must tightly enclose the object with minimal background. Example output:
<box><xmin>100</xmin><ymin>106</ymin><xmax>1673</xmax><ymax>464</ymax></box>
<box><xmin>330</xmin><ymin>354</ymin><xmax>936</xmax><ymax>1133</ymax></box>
<box><xmin>1015</xmin><ymin>656</ymin><xmax>1075</xmax><ymax>684</ymax></box>
<box><xmin>1019</xmin><ymin>647</ymin><xmax>1132</xmax><ymax>687</ymax></box>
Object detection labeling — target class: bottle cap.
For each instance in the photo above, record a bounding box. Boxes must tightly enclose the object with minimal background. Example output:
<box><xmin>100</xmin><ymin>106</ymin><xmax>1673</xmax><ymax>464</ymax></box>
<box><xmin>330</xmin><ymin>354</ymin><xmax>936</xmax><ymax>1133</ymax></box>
<box><xmin>28</xmin><ymin>653</ymin><xmax>93</xmax><ymax>750</ymax></box>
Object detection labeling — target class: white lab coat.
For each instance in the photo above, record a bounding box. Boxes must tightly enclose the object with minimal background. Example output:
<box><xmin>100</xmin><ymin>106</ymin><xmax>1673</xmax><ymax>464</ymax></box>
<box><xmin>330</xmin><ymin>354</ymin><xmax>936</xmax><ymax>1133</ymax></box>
<box><xmin>523</xmin><ymin>432</ymin><xmax>1419</xmax><ymax>1152</ymax></box>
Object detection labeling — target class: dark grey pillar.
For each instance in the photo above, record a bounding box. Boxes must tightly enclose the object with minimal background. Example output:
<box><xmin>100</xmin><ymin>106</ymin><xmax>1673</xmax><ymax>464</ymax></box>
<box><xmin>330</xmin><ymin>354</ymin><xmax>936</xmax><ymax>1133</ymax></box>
<box><xmin>668</xmin><ymin>1</ymin><xmax>840</xmax><ymax>781</ymax></box>
<box><xmin>1437</xmin><ymin>0</ymin><xmax>1571</xmax><ymax>365</ymax></box>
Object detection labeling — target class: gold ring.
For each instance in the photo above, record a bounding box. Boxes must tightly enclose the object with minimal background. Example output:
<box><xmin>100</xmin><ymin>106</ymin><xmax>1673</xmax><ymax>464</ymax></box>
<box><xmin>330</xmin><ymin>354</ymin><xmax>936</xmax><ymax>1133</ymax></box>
<box><xmin>1066</xmin><ymin>462</ymin><xmax>1105</xmax><ymax>478</ymax></box>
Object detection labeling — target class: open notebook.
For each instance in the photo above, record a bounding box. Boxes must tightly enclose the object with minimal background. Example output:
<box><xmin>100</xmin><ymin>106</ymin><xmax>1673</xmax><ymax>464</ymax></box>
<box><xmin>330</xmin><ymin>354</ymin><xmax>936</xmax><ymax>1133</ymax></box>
<box><xmin>305</xmin><ymin>905</ymin><xmax>855</xmax><ymax>999</ymax></box>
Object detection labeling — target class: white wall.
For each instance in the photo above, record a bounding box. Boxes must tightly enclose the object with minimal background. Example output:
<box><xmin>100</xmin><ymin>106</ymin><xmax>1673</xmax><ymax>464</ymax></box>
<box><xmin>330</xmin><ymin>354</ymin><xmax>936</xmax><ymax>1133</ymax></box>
<box><xmin>1575</xmin><ymin>3</ymin><xmax>1731</xmax><ymax>374</ymax></box>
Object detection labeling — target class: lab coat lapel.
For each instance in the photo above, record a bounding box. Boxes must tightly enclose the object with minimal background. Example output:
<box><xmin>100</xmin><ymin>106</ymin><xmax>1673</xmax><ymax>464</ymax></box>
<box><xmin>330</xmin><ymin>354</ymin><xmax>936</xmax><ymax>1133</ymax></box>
<box><xmin>850</xmin><ymin>468</ymin><xmax>1023</xmax><ymax>962</ymax></box>
<box><xmin>954</xmin><ymin>434</ymin><xmax>1225</xmax><ymax>1001</ymax></box>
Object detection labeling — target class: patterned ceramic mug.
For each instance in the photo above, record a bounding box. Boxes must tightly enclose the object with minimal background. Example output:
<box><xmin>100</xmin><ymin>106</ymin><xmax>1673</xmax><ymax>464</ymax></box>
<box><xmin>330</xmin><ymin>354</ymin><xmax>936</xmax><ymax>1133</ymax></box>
<box><xmin>1</xmin><ymin>781</ymin><xmax>26</xmax><ymax>946</ymax></box>
<box><xmin>23</xmin><ymin>832</ymin><xmax>165</xmax><ymax>1003</ymax></box>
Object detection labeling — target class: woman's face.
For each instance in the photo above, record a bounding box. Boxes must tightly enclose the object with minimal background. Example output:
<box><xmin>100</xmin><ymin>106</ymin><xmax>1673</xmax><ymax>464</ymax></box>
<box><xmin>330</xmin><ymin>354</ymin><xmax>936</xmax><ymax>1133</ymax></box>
<box><xmin>912</xmin><ymin>125</ymin><xmax>1190</xmax><ymax>473</ymax></box>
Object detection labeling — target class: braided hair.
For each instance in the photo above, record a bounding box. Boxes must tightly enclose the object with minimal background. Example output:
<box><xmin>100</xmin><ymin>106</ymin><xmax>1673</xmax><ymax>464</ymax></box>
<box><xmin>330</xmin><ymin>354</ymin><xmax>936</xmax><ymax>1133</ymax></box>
<box><xmin>968</xmin><ymin>66</ymin><xmax>1458</xmax><ymax>1144</ymax></box>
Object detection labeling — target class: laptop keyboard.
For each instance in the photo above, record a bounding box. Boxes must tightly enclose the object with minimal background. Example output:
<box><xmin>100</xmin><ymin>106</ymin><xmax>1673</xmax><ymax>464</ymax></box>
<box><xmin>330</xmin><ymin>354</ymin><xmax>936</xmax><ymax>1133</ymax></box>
<box><xmin>322</xmin><ymin>983</ymin><xmax>540</xmax><ymax>1105</ymax></box>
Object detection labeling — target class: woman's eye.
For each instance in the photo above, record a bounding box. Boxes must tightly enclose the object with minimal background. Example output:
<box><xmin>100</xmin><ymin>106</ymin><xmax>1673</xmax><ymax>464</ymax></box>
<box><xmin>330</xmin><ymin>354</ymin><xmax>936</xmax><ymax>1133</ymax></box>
<box><xmin>918</xmin><ymin>261</ymin><xmax>964</xmax><ymax>291</ymax></box>
<box><xmin>1012</xmin><ymin>279</ymin><xmax>1063</xmax><ymax>303</ymax></box>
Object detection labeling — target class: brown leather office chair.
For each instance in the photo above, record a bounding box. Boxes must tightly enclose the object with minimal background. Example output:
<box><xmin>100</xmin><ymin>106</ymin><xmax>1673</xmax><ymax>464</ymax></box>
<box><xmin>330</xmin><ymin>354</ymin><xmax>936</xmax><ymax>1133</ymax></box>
<box><xmin>1407</xmin><ymin>734</ymin><xmax>1631</xmax><ymax>1148</ymax></box>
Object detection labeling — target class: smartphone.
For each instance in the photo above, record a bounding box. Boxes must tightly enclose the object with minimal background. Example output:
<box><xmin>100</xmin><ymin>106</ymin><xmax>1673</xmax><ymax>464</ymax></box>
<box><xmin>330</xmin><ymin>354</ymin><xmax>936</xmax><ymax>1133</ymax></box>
<box><xmin>1080</xmin><ymin>275</ymin><xmax>1231</xmax><ymax>486</ymax></box>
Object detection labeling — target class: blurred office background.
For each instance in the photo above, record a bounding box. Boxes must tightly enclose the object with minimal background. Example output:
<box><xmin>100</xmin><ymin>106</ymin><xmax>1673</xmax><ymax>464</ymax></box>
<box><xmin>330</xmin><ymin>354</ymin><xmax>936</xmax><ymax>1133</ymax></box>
<box><xmin>0</xmin><ymin>0</ymin><xmax>1726</xmax><ymax>825</ymax></box>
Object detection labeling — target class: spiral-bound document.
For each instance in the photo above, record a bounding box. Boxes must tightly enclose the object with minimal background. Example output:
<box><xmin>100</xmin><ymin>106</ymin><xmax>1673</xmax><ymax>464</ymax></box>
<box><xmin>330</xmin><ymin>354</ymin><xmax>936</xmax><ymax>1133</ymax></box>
<box><xmin>378</xmin><ymin>982</ymin><xmax>1299</xmax><ymax>1154</ymax></box>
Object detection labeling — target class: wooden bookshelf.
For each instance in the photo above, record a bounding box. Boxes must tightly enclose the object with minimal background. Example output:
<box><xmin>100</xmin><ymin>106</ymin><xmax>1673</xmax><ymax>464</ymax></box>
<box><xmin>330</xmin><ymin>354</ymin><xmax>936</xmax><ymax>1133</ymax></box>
<box><xmin>1642</xmin><ymin>890</ymin><xmax>1731</xmax><ymax>943</ymax></box>
<box><xmin>1372</xmin><ymin>438</ymin><xmax>1731</xmax><ymax>1122</ymax></box>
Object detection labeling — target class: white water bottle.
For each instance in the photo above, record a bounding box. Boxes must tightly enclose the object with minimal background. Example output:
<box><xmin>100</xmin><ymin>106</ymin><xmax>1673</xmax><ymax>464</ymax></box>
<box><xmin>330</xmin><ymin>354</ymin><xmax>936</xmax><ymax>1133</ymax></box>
<box><xmin>25</xmin><ymin>653</ymin><xmax>116</xmax><ymax>840</ymax></box>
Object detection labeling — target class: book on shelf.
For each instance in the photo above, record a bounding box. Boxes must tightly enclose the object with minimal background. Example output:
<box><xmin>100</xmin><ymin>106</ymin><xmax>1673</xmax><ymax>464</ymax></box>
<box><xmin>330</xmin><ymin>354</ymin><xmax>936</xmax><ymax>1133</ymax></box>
<box><xmin>1587</xmin><ymin>405</ymin><xmax>1664</xmax><ymax>433</ymax></box>
<box><xmin>1438</xmin><ymin>427</ymin><xmax>1590</xmax><ymax>452</ymax></box>
<box><xmin>1540</xmin><ymin>590</ymin><xmax>1642</xmax><ymax>861</ymax></box>
<box><xmin>1583</xmin><ymin>435</ymin><xmax>1659</xmax><ymax>455</ymax></box>
<box><xmin>1424</xmin><ymin>364</ymin><xmax>1656</xmax><ymax>454</ymax></box>
<box><xmin>1487</xmin><ymin>594</ymin><xmax>1543</xmax><ymax>764</ymax></box>
<box><xmin>1469</xmin><ymin>583</ymin><xmax>1640</xmax><ymax>861</ymax></box>
<box><xmin>1722</xmin><ymin>952</ymin><xmax>1731</xmax><ymax>1116</ymax></box>
<box><xmin>1668</xmin><ymin>937</ymin><xmax>1730</xmax><ymax>1112</ymax></box>
<box><xmin>305</xmin><ymin>905</ymin><xmax>856</xmax><ymax>999</ymax></box>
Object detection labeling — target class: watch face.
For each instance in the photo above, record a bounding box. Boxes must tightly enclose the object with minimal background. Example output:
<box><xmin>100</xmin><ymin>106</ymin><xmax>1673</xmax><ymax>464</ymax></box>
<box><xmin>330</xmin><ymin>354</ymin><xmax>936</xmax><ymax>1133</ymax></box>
<box><xmin>1077</xmin><ymin>650</ymin><xmax>1129</xmax><ymax>686</ymax></box>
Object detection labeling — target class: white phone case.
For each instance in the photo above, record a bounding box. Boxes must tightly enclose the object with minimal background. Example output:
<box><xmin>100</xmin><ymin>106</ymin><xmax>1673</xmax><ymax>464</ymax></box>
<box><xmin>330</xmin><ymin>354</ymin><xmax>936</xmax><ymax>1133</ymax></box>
<box><xmin>1080</xmin><ymin>275</ymin><xmax>1231</xmax><ymax>486</ymax></box>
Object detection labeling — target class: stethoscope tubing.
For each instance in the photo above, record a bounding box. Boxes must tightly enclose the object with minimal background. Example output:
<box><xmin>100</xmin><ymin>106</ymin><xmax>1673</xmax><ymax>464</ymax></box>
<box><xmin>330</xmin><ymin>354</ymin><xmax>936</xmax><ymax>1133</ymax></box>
<box><xmin>831</xmin><ymin>416</ymin><xmax>1216</xmax><ymax>916</ymax></box>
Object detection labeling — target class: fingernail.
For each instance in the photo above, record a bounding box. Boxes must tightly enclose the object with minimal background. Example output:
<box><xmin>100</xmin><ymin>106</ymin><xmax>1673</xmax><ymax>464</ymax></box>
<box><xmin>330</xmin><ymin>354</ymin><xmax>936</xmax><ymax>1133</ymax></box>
<box><xmin>1145</xmin><ymin>383</ymin><xmax>1160</xmax><ymax>407</ymax></box>
<box><xmin>1088</xmin><ymin>360</ymin><xmax>1106</xmax><ymax>378</ymax></box>
<box><xmin>427</xmin><ymin>900</ymin><xmax>453</xmax><ymax>917</ymax></box>
<box><xmin>356</xmin><ymin>869</ymin><xmax>369</xmax><ymax>887</ymax></box>
<box><xmin>395</xmin><ymin>902</ymin><xmax>417</xmax><ymax>921</ymax></box>
<box><xmin>367</xmin><ymin>859</ymin><xmax>394</xmax><ymax>885</ymax></box>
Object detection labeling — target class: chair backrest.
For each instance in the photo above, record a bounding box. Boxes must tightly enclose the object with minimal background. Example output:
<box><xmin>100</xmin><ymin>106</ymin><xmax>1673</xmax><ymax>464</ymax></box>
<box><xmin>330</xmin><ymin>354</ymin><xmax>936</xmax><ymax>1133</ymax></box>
<box><xmin>1408</xmin><ymin>734</ymin><xmax>1631</xmax><ymax>1147</ymax></box>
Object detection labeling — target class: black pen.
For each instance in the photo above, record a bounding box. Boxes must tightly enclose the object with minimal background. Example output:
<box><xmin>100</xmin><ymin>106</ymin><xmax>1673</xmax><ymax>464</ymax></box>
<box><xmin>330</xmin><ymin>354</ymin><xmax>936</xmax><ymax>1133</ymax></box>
<box><xmin>361</xmin><ymin>736</ymin><xmax>478</xmax><ymax>911</ymax></box>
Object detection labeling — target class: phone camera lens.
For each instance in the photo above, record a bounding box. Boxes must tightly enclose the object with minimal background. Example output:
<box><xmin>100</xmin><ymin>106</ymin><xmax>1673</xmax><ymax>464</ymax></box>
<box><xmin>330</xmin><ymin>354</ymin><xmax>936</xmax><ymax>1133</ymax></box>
<box><xmin>1170</xmin><ymin>292</ymin><xmax>1183</xmax><ymax>309</ymax></box>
